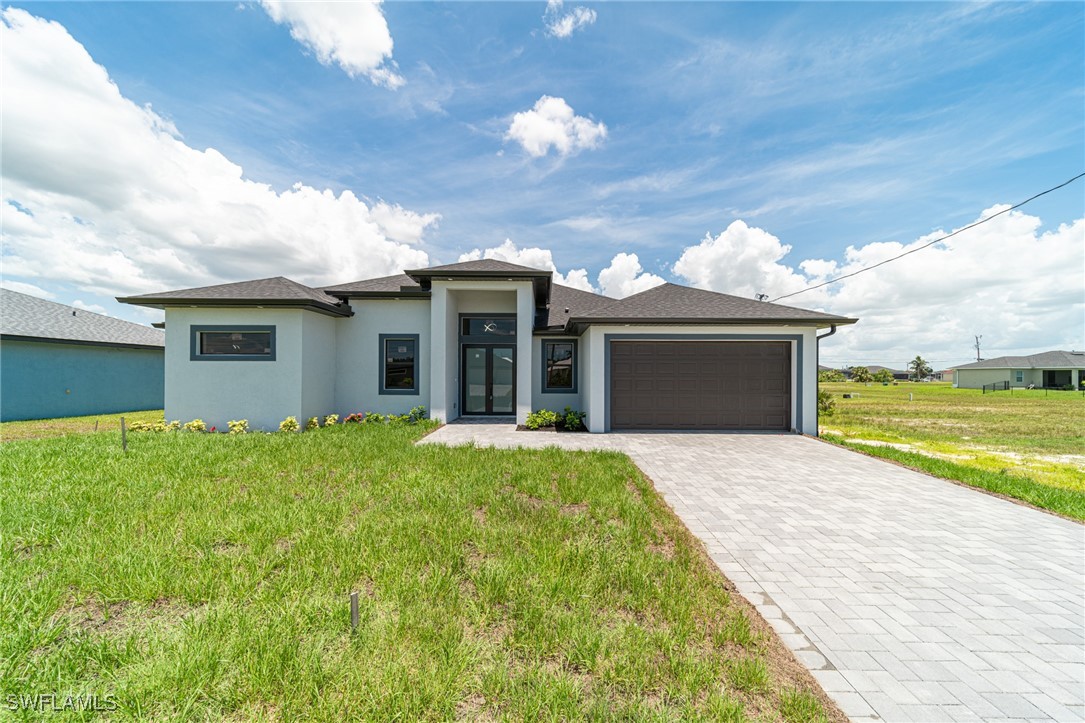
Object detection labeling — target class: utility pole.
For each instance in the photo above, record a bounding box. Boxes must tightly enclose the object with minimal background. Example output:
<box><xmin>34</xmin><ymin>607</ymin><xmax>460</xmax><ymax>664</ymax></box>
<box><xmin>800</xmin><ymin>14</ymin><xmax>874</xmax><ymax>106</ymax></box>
<box><xmin>973</xmin><ymin>335</ymin><xmax>983</xmax><ymax>362</ymax></box>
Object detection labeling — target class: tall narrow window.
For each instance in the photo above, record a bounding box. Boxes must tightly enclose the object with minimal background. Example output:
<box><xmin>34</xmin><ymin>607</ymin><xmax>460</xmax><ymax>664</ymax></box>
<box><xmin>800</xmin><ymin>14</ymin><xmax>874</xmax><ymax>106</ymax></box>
<box><xmin>380</xmin><ymin>334</ymin><xmax>419</xmax><ymax>394</ymax></box>
<box><xmin>543</xmin><ymin>340</ymin><xmax>577</xmax><ymax>392</ymax></box>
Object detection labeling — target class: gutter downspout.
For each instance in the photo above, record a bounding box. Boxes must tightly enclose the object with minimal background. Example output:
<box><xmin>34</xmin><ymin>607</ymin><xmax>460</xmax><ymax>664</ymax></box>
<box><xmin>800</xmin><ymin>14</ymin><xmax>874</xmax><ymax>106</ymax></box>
<box><xmin>814</xmin><ymin>324</ymin><xmax>838</xmax><ymax>436</ymax></box>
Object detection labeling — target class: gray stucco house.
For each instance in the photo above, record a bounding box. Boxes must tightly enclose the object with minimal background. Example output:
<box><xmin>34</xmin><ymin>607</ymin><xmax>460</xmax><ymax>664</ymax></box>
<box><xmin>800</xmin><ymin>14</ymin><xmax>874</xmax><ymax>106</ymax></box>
<box><xmin>1</xmin><ymin>289</ymin><xmax>165</xmax><ymax>421</ymax></box>
<box><xmin>953</xmin><ymin>350</ymin><xmax>1085</xmax><ymax>390</ymax></box>
<box><xmin>118</xmin><ymin>260</ymin><xmax>856</xmax><ymax>433</ymax></box>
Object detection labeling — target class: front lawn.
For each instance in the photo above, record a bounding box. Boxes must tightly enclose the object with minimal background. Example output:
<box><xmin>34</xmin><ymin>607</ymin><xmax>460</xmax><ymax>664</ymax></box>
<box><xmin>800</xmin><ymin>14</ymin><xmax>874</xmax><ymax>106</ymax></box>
<box><xmin>0</xmin><ymin>423</ymin><xmax>839</xmax><ymax>721</ymax></box>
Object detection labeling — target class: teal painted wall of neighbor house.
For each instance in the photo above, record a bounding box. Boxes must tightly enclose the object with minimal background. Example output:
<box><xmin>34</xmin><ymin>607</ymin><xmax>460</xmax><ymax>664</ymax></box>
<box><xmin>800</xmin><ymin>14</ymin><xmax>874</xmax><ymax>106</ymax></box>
<box><xmin>0</xmin><ymin>340</ymin><xmax>164</xmax><ymax>421</ymax></box>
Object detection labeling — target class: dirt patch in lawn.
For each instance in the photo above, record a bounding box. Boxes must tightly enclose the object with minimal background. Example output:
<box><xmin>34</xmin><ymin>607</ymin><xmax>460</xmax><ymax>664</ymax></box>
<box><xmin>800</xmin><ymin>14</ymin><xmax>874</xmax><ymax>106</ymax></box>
<box><xmin>60</xmin><ymin>595</ymin><xmax>206</xmax><ymax>637</ymax></box>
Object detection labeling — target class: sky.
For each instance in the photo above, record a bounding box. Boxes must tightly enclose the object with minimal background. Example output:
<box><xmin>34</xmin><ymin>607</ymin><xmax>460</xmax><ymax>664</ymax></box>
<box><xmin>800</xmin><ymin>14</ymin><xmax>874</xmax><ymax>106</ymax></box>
<box><xmin>2</xmin><ymin>1</ymin><xmax>1082</xmax><ymax>368</ymax></box>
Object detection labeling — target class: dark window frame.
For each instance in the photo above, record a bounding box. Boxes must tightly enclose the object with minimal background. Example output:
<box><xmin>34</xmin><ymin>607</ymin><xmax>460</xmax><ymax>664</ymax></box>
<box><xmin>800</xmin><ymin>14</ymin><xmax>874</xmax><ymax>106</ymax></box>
<box><xmin>379</xmin><ymin>333</ymin><xmax>420</xmax><ymax>395</ymax></box>
<box><xmin>458</xmin><ymin>313</ymin><xmax>517</xmax><ymax>343</ymax></box>
<box><xmin>190</xmin><ymin>325</ymin><xmax>276</xmax><ymax>361</ymax></box>
<box><xmin>541</xmin><ymin>338</ymin><xmax>578</xmax><ymax>394</ymax></box>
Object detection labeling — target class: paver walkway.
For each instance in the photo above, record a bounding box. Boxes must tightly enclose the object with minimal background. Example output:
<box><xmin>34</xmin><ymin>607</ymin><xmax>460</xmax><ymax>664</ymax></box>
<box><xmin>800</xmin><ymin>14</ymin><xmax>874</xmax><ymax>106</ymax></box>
<box><xmin>422</xmin><ymin>424</ymin><xmax>1085</xmax><ymax>722</ymax></box>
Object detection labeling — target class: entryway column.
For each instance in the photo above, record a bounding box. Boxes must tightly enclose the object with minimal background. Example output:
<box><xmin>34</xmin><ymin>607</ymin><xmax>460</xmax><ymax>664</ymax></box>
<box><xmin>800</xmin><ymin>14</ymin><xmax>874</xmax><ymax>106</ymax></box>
<box><xmin>515</xmin><ymin>284</ymin><xmax>533</xmax><ymax>425</ymax></box>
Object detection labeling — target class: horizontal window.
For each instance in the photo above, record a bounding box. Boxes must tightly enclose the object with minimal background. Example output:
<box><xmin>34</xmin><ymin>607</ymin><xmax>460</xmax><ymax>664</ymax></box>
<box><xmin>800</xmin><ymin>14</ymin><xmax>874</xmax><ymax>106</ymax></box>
<box><xmin>190</xmin><ymin>325</ymin><xmax>275</xmax><ymax>361</ymax></box>
<box><xmin>542</xmin><ymin>339</ymin><xmax>577</xmax><ymax>393</ymax></box>
<box><xmin>380</xmin><ymin>334</ymin><xmax>420</xmax><ymax>395</ymax></box>
<box><xmin>461</xmin><ymin>317</ymin><xmax>516</xmax><ymax>338</ymax></box>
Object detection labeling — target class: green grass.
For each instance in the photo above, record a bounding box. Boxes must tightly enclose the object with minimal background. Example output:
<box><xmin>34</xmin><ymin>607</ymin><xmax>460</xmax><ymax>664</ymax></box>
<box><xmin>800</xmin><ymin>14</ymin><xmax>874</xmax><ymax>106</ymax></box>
<box><xmin>820</xmin><ymin>382</ymin><xmax>1085</xmax><ymax>506</ymax></box>
<box><xmin>821</xmin><ymin>434</ymin><xmax>1085</xmax><ymax>521</ymax></box>
<box><xmin>0</xmin><ymin>410</ymin><xmax>164</xmax><ymax>442</ymax></box>
<box><xmin>0</xmin><ymin>423</ymin><xmax>839</xmax><ymax>721</ymax></box>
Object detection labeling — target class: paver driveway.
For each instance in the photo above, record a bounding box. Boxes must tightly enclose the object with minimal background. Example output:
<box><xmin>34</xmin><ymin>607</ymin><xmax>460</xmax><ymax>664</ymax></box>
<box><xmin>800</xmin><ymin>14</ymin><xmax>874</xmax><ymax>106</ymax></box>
<box><xmin>422</xmin><ymin>425</ymin><xmax>1085</xmax><ymax>722</ymax></box>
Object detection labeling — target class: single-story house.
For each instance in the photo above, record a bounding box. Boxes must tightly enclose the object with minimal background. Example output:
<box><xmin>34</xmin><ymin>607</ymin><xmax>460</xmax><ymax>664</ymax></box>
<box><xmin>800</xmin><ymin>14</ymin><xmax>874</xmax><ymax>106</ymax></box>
<box><xmin>953</xmin><ymin>351</ymin><xmax>1085</xmax><ymax>389</ymax></box>
<box><xmin>1</xmin><ymin>289</ymin><xmax>165</xmax><ymax>421</ymax></box>
<box><xmin>865</xmin><ymin>365</ymin><xmax>910</xmax><ymax>381</ymax></box>
<box><xmin>117</xmin><ymin>260</ymin><xmax>857</xmax><ymax>433</ymax></box>
<box><xmin>934</xmin><ymin>369</ymin><xmax>954</xmax><ymax>383</ymax></box>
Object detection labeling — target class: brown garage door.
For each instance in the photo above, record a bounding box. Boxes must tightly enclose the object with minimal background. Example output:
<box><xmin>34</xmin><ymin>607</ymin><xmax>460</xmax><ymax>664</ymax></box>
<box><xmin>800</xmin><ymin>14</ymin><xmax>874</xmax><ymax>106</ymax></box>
<box><xmin>610</xmin><ymin>341</ymin><xmax>791</xmax><ymax>430</ymax></box>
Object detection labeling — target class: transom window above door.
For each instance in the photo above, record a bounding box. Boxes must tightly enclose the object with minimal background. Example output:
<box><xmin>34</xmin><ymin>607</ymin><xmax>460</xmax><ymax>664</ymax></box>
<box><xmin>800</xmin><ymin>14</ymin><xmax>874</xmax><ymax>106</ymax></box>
<box><xmin>461</xmin><ymin>317</ymin><xmax>516</xmax><ymax>337</ymax></box>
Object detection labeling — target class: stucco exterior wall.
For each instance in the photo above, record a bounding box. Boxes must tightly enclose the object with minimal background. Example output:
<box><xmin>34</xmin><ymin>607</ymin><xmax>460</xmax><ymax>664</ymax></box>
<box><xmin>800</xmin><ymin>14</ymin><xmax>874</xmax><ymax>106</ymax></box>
<box><xmin>428</xmin><ymin>281</ymin><xmax>534</xmax><ymax>424</ymax></box>
<box><xmin>531</xmin><ymin>335</ymin><xmax>584</xmax><ymax>414</ymax></box>
<box><xmin>955</xmin><ymin>368</ymin><xmax>1032</xmax><ymax>389</ymax></box>
<box><xmin>582</xmin><ymin>325</ymin><xmax>819</xmax><ymax>434</ymax></box>
<box><xmin>300</xmin><ymin>312</ymin><xmax>338</xmax><ymax>422</ymax></box>
<box><xmin>164</xmin><ymin>307</ymin><xmax>312</xmax><ymax>431</ymax></box>
<box><xmin>0</xmin><ymin>339</ymin><xmax>164</xmax><ymax>421</ymax></box>
<box><xmin>334</xmin><ymin>298</ymin><xmax>430</xmax><ymax>416</ymax></box>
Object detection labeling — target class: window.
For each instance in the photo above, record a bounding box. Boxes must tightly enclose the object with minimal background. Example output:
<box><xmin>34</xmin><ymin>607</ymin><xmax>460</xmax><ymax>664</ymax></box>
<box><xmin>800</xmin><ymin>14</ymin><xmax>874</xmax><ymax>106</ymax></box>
<box><xmin>379</xmin><ymin>334</ymin><xmax>419</xmax><ymax>395</ymax></box>
<box><xmin>1015</xmin><ymin>370</ymin><xmax>1024</xmax><ymax>383</ymax></box>
<box><xmin>190</xmin><ymin>325</ymin><xmax>275</xmax><ymax>361</ymax></box>
<box><xmin>542</xmin><ymin>339</ymin><xmax>577</xmax><ymax>393</ymax></box>
<box><xmin>461</xmin><ymin>317</ymin><xmax>516</xmax><ymax>338</ymax></box>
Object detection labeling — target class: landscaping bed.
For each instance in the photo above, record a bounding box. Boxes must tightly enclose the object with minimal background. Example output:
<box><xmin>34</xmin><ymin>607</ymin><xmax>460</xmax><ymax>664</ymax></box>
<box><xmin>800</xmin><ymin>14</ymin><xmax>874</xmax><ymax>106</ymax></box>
<box><xmin>1</xmin><ymin>421</ymin><xmax>841</xmax><ymax>721</ymax></box>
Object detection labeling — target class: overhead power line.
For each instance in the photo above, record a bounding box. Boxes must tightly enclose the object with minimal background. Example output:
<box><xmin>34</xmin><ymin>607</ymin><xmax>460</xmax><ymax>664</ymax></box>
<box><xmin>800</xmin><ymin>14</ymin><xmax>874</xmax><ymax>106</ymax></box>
<box><xmin>771</xmin><ymin>172</ymin><xmax>1085</xmax><ymax>303</ymax></box>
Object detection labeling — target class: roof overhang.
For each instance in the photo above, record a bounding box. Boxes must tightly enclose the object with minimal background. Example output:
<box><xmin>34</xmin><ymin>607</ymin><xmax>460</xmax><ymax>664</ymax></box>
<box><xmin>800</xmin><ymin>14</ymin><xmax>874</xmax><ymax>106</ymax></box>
<box><xmin>0</xmin><ymin>333</ymin><xmax>164</xmax><ymax>351</ymax></box>
<box><xmin>115</xmin><ymin>297</ymin><xmax>353</xmax><ymax>318</ymax></box>
<box><xmin>563</xmin><ymin>316</ymin><xmax>859</xmax><ymax>335</ymax></box>
<box><xmin>322</xmin><ymin>289</ymin><xmax>431</xmax><ymax>301</ymax></box>
<box><xmin>404</xmin><ymin>268</ymin><xmax>551</xmax><ymax>307</ymax></box>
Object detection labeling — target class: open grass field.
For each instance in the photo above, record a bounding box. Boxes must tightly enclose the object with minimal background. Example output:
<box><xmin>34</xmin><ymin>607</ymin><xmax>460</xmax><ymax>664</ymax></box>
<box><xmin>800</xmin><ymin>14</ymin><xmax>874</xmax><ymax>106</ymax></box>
<box><xmin>819</xmin><ymin>382</ymin><xmax>1085</xmax><ymax>519</ymax></box>
<box><xmin>0</xmin><ymin>422</ymin><xmax>839</xmax><ymax>721</ymax></box>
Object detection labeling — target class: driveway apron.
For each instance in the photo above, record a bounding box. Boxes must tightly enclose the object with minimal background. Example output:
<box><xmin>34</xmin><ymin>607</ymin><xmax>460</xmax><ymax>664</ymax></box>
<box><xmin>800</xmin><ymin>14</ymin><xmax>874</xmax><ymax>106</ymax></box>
<box><xmin>422</xmin><ymin>424</ymin><xmax>1085</xmax><ymax>722</ymax></box>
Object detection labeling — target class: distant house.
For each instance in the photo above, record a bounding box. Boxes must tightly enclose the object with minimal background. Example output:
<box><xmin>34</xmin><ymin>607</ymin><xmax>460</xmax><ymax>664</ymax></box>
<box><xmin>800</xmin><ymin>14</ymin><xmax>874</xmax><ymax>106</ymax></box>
<box><xmin>865</xmin><ymin>365</ymin><xmax>910</xmax><ymax>381</ymax></box>
<box><xmin>934</xmin><ymin>369</ymin><xmax>954</xmax><ymax>383</ymax></box>
<box><xmin>953</xmin><ymin>351</ymin><xmax>1085</xmax><ymax>390</ymax></box>
<box><xmin>0</xmin><ymin>289</ymin><xmax>165</xmax><ymax>421</ymax></box>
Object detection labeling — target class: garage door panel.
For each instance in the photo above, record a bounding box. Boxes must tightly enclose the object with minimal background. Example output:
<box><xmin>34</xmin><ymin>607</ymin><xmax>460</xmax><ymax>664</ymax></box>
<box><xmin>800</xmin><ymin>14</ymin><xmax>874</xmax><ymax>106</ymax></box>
<box><xmin>610</xmin><ymin>341</ymin><xmax>791</xmax><ymax>430</ymax></box>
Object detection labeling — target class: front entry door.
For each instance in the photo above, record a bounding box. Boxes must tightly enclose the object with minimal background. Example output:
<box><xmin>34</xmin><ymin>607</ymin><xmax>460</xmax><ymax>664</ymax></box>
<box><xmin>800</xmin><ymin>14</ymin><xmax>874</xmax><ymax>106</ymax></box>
<box><xmin>463</xmin><ymin>345</ymin><xmax>515</xmax><ymax>415</ymax></box>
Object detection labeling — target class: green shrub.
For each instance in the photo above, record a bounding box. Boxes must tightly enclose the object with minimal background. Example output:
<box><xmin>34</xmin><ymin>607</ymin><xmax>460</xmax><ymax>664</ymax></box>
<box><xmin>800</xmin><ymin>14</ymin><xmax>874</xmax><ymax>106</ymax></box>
<box><xmin>561</xmin><ymin>406</ymin><xmax>587</xmax><ymax>431</ymax></box>
<box><xmin>183</xmin><ymin>419</ymin><xmax>206</xmax><ymax>433</ymax></box>
<box><xmin>304</xmin><ymin>417</ymin><xmax>320</xmax><ymax>432</ymax></box>
<box><xmin>408</xmin><ymin>406</ymin><xmax>427</xmax><ymax>424</ymax></box>
<box><xmin>166</xmin><ymin>420</ymin><xmax>181</xmax><ymax>431</ymax></box>
<box><xmin>525</xmin><ymin>409</ymin><xmax>559</xmax><ymax>429</ymax></box>
<box><xmin>323</xmin><ymin>414</ymin><xmax>339</xmax><ymax>426</ymax></box>
<box><xmin>818</xmin><ymin>369</ymin><xmax>845</xmax><ymax>382</ymax></box>
<box><xmin>817</xmin><ymin>390</ymin><xmax>835</xmax><ymax>416</ymax></box>
<box><xmin>278</xmin><ymin>416</ymin><xmax>300</xmax><ymax>433</ymax></box>
<box><xmin>227</xmin><ymin>419</ymin><xmax>249</xmax><ymax>435</ymax></box>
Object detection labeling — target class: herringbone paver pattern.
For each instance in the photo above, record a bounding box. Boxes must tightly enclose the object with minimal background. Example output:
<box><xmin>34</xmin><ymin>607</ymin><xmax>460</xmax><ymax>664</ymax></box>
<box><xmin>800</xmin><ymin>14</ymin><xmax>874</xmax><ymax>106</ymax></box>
<box><xmin>422</xmin><ymin>424</ymin><xmax>1085</xmax><ymax>722</ymax></box>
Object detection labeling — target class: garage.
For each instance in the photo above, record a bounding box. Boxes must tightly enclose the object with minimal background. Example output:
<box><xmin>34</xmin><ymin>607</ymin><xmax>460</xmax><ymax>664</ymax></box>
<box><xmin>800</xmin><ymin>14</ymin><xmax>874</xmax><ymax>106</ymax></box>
<box><xmin>610</xmin><ymin>340</ymin><xmax>791</xmax><ymax>430</ymax></box>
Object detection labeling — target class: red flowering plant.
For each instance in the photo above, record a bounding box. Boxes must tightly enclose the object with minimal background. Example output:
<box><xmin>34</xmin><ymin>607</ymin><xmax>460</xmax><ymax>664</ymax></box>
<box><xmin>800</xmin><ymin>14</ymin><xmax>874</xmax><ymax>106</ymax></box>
<box><xmin>343</xmin><ymin>413</ymin><xmax>365</xmax><ymax>424</ymax></box>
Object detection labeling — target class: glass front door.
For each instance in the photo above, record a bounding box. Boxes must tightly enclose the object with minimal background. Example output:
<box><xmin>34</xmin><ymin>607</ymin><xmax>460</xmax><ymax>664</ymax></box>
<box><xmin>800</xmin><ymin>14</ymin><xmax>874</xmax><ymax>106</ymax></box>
<box><xmin>462</xmin><ymin>345</ymin><xmax>515</xmax><ymax>415</ymax></box>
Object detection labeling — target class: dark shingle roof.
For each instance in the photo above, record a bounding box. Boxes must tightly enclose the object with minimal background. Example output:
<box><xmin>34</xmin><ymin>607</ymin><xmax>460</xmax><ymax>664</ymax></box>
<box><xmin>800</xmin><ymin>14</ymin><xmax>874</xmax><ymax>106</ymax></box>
<box><xmin>407</xmin><ymin>259</ymin><xmax>551</xmax><ymax>275</ymax></box>
<box><xmin>539</xmin><ymin>284</ymin><xmax>619</xmax><ymax>330</ymax></box>
<box><xmin>321</xmin><ymin>274</ymin><xmax>425</xmax><ymax>297</ymax></box>
<box><xmin>571</xmin><ymin>283</ymin><xmax>855</xmax><ymax>326</ymax></box>
<box><xmin>1</xmin><ymin>288</ymin><xmax>164</xmax><ymax>349</ymax></box>
<box><xmin>954</xmin><ymin>351</ymin><xmax>1085</xmax><ymax>370</ymax></box>
<box><xmin>118</xmin><ymin>277</ymin><xmax>349</xmax><ymax>316</ymax></box>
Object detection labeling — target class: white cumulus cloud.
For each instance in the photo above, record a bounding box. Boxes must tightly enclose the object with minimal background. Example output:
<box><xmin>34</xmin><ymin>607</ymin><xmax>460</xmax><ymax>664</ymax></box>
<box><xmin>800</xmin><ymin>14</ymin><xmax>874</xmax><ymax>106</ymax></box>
<box><xmin>673</xmin><ymin>220</ymin><xmax>810</xmax><ymax>300</ymax></box>
<box><xmin>505</xmin><ymin>96</ymin><xmax>607</xmax><ymax>158</ymax></box>
<box><xmin>259</xmin><ymin>0</ymin><xmax>404</xmax><ymax>88</ymax></box>
<box><xmin>543</xmin><ymin>0</ymin><xmax>597</xmax><ymax>38</ymax></box>
<box><xmin>458</xmin><ymin>239</ymin><xmax>594</xmax><ymax>291</ymax></box>
<box><xmin>0</xmin><ymin>7</ymin><xmax>434</xmax><ymax>306</ymax></box>
<box><xmin>597</xmin><ymin>253</ymin><xmax>666</xmax><ymax>298</ymax></box>
<box><xmin>673</xmin><ymin>209</ymin><xmax>1085</xmax><ymax>363</ymax></box>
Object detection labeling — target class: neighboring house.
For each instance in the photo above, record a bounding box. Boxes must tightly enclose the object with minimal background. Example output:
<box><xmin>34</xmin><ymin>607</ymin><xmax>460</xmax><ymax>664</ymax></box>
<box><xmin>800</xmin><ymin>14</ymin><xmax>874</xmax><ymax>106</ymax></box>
<box><xmin>1</xmin><ymin>289</ymin><xmax>165</xmax><ymax>421</ymax></box>
<box><xmin>935</xmin><ymin>369</ymin><xmax>954</xmax><ymax>383</ymax></box>
<box><xmin>865</xmin><ymin>365</ymin><xmax>910</xmax><ymax>381</ymax></box>
<box><xmin>118</xmin><ymin>260</ymin><xmax>857</xmax><ymax>433</ymax></box>
<box><xmin>953</xmin><ymin>351</ymin><xmax>1085</xmax><ymax>389</ymax></box>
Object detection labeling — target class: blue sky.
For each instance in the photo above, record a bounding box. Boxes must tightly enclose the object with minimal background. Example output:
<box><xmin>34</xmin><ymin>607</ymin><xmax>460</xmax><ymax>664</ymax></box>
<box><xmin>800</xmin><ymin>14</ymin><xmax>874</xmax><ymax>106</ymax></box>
<box><xmin>2</xmin><ymin>1</ymin><xmax>1083</xmax><ymax>365</ymax></box>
